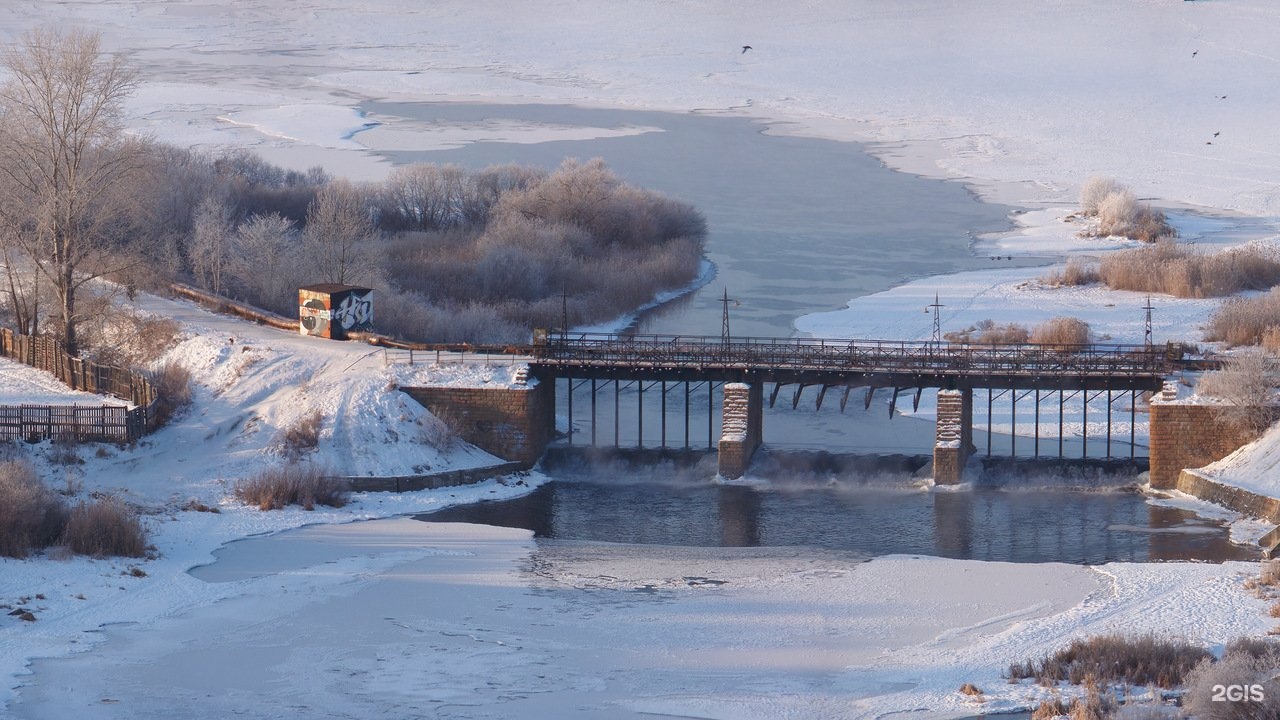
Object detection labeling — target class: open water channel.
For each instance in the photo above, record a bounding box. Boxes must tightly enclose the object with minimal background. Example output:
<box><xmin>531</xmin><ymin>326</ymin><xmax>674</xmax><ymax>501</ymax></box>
<box><xmin>364</xmin><ymin>101</ymin><xmax>1252</xmax><ymax>563</ymax></box>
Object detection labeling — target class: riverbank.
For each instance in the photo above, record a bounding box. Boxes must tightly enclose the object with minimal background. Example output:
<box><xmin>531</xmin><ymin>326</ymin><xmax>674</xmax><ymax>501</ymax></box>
<box><xmin>10</xmin><ymin>518</ymin><xmax>1274</xmax><ymax>719</ymax></box>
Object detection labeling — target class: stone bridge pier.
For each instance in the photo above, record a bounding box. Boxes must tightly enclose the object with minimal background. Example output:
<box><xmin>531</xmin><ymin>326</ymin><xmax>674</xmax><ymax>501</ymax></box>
<box><xmin>718</xmin><ymin>382</ymin><xmax>763</xmax><ymax>479</ymax></box>
<box><xmin>933</xmin><ymin>388</ymin><xmax>974</xmax><ymax>484</ymax></box>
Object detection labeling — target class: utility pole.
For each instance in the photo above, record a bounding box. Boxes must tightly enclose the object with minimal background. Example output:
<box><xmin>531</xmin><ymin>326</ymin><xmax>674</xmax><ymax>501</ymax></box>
<box><xmin>561</xmin><ymin>288</ymin><xmax>569</xmax><ymax>334</ymax></box>
<box><xmin>721</xmin><ymin>288</ymin><xmax>733</xmax><ymax>344</ymax></box>
<box><xmin>1143</xmin><ymin>295</ymin><xmax>1154</xmax><ymax>348</ymax></box>
<box><xmin>928</xmin><ymin>294</ymin><xmax>945</xmax><ymax>345</ymax></box>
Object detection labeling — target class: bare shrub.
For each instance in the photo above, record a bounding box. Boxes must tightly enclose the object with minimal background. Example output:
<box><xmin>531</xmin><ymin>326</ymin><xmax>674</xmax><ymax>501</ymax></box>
<box><xmin>958</xmin><ymin>682</ymin><xmax>983</xmax><ymax>696</ymax></box>
<box><xmin>80</xmin><ymin>306</ymin><xmax>182</xmax><ymax>369</ymax></box>
<box><xmin>1031</xmin><ymin>317</ymin><xmax>1092</xmax><ymax>347</ymax></box>
<box><xmin>945</xmin><ymin>319</ymin><xmax>1029</xmax><ymax>345</ymax></box>
<box><xmin>1181</xmin><ymin>645</ymin><xmax>1280</xmax><ymax>720</ymax></box>
<box><xmin>1196</xmin><ymin>351</ymin><xmax>1278</xmax><ymax>436</ymax></box>
<box><xmin>279</xmin><ymin>410</ymin><xmax>324</xmax><ymax>458</ymax></box>
<box><xmin>234</xmin><ymin>464</ymin><xmax>347</xmax><ymax>510</ymax></box>
<box><xmin>1008</xmin><ymin>633</ymin><xmax>1209</xmax><ymax>688</ymax></box>
<box><xmin>60</xmin><ymin>497</ymin><xmax>147</xmax><ymax>558</ymax></box>
<box><xmin>149</xmin><ymin>361</ymin><xmax>193</xmax><ymax>426</ymax></box>
<box><xmin>1207</xmin><ymin>288</ymin><xmax>1280</xmax><ymax>346</ymax></box>
<box><xmin>0</xmin><ymin>461</ymin><xmax>66</xmax><ymax>558</ymax></box>
<box><xmin>419</xmin><ymin>410</ymin><xmax>460</xmax><ymax>449</ymax></box>
<box><xmin>1042</xmin><ymin>259</ymin><xmax>1101</xmax><ymax>287</ymax></box>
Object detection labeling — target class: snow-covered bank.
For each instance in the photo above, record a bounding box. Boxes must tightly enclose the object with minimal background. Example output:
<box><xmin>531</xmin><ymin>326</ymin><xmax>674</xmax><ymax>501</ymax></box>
<box><xmin>8</xmin><ymin>519</ymin><xmax>1273</xmax><ymax>719</ymax></box>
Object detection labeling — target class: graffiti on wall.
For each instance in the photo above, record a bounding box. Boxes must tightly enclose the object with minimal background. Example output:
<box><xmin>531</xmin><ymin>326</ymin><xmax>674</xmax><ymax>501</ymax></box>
<box><xmin>332</xmin><ymin>291</ymin><xmax>373</xmax><ymax>331</ymax></box>
<box><xmin>298</xmin><ymin>286</ymin><xmax>373</xmax><ymax>339</ymax></box>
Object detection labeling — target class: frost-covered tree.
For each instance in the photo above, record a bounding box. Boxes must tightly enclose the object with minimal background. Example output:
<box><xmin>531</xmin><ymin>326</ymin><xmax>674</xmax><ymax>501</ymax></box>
<box><xmin>303</xmin><ymin>180</ymin><xmax>379</xmax><ymax>286</ymax></box>
<box><xmin>0</xmin><ymin>27</ymin><xmax>143</xmax><ymax>354</ymax></box>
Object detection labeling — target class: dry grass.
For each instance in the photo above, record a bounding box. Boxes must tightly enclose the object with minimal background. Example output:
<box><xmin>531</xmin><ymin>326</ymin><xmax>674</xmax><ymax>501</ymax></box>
<box><xmin>234</xmin><ymin>464</ymin><xmax>348</xmax><ymax>511</ymax></box>
<box><xmin>0</xmin><ymin>460</ymin><xmax>67</xmax><ymax>558</ymax></box>
<box><xmin>60</xmin><ymin>497</ymin><xmax>148</xmax><ymax>558</ymax></box>
<box><xmin>944</xmin><ymin>319</ymin><xmax>1029</xmax><ymax>345</ymax></box>
<box><xmin>1206</xmin><ymin>287</ymin><xmax>1280</xmax><ymax>347</ymax></box>
<box><xmin>1041</xmin><ymin>259</ymin><xmax>1101</xmax><ymax>287</ymax></box>
<box><xmin>1031</xmin><ymin>317</ymin><xmax>1092</xmax><ymax>347</ymax></box>
<box><xmin>149</xmin><ymin>361</ymin><xmax>194</xmax><ymax>427</ymax></box>
<box><xmin>1263</xmin><ymin>326</ymin><xmax>1280</xmax><ymax>354</ymax></box>
<box><xmin>1100</xmin><ymin>241</ymin><xmax>1280</xmax><ymax>299</ymax></box>
<box><xmin>1008</xmin><ymin>633</ymin><xmax>1210</xmax><ymax>689</ymax></box>
<box><xmin>1031</xmin><ymin>698</ymin><xmax>1068</xmax><ymax>720</ymax></box>
<box><xmin>1258</xmin><ymin>559</ymin><xmax>1280</xmax><ymax>588</ymax></box>
<box><xmin>279</xmin><ymin>410</ymin><xmax>324</xmax><ymax>458</ymax></box>
<box><xmin>1067</xmin><ymin>686</ymin><xmax>1113</xmax><ymax>720</ymax></box>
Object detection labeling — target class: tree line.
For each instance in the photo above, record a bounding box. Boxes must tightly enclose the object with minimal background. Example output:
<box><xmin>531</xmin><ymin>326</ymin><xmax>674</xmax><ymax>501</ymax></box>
<box><xmin>0</xmin><ymin>27</ymin><xmax>708</xmax><ymax>358</ymax></box>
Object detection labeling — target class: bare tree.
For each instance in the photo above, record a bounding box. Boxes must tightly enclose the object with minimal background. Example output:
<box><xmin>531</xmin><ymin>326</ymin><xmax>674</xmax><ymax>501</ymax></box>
<box><xmin>302</xmin><ymin>180</ymin><xmax>379</xmax><ymax>286</ymax></box>
<box><xmin>0</xmin><ymin>27</ymin><xmax>141</xmax><ymax>355</ymax></box>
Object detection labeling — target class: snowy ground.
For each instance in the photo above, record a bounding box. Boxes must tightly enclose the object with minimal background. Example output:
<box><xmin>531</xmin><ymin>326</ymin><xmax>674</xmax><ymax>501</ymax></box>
<box><xmin>3</xmin><ymin>2</ymin><xmax>1280</xmax><ymax>718</ymax></box>
<box><xmin>0</xmin><ymin>358</ymin><xmax>128</xmax><ymax>407</ymax></box>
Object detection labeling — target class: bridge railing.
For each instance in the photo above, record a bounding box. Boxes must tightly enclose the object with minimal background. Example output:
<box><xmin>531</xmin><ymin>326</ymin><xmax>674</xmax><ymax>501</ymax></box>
<box><xmin>533</xmin><ymin>332</ymin><xmax>1173</xmax><ymax>377</ymax></box>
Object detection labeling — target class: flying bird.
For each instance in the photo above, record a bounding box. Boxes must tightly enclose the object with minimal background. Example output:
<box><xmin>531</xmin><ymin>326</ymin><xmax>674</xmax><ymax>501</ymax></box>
<box><xmin>1192</xmin><ymin>50</ymin><xmax>1198</xmax><ymax>58</ymax></box>
<box><xmin>1213</xmin><ymin>131</ymin><xmax>1220</xmax><ymax>137</ymax></box>
<box><xmin>742</xmin><ymin>45</ymin><xmax>752</xmax><ymax>54</ymax></box>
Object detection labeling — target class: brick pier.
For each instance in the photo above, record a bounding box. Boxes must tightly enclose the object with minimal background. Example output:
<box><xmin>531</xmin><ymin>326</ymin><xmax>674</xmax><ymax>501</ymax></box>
<box><xmin>718</xmin><ymin>382</ymin><xmax>763</xmax><ymax>479</ymax></box>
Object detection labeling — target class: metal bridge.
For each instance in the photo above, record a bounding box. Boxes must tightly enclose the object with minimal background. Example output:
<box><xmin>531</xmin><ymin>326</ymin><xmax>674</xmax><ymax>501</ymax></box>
<box><xmin>528</xmin><ymin>332</ymin><xmax>1172</xmax><ymax>391</ymax></box>
<box><xmin>521</xmin><ymin>332</ymin><xmax>1179</xmax><ymax>479</ymax></box>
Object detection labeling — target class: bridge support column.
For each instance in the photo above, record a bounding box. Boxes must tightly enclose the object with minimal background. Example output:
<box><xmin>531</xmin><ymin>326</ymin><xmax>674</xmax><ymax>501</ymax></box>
<box><xmin>718</xmin><ymin>382</ymin><xmax>763</xmax><ymax>479</ymax></box>
<box><xmin>934</xmin><ymin>388</ymin><xmax>973</xmax><ymax>485</ymax></box>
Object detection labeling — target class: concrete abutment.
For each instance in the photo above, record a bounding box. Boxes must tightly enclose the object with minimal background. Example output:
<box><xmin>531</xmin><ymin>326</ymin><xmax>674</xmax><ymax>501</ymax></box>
<box><xmin>401</xmin><ymin>381</ymin><xmax>553</xmax><ymax>469</ymax></box>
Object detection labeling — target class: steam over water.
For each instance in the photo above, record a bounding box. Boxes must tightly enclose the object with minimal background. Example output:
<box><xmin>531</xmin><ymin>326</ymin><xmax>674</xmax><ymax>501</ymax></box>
<box><xmin>421</xmin><ymin>449</ymin><xmax>1256</xmax><ymax>564</ymax></box>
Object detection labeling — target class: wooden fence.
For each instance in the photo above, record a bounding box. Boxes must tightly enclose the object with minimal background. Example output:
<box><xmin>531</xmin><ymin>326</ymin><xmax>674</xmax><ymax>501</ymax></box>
<box><xmin>0</xmin><ymin>328</ymin><xmax>160</xmax><ymax>443</ymax></box>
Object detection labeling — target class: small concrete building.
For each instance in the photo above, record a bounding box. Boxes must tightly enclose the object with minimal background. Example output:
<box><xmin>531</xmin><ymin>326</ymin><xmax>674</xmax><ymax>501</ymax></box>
<box><xmin>299</xmin><ymin>284</ymin><xmax>373</xmax><ymax>340</ymax></box>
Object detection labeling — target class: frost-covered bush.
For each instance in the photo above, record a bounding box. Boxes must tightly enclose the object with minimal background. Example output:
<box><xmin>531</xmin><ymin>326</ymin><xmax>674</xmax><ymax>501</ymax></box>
<box><xmin>1080</xmin><ymin>176</ymin><xmax>1125</xmax><ymax>216</ymax></box>
<box><xmin>1196</xmin><ymin>351</ymin><xmax>1277</xmax><ymax>435</ymax></box>
<box><xmin>1078</xmin><ymin>176</ymin><xmax>1174</xmax><ymax>242</ymax></box>
<box><xmin>1180</xmin><ymin>641</ymin><xmax>1280</xmax><ymax>720</ymax></box>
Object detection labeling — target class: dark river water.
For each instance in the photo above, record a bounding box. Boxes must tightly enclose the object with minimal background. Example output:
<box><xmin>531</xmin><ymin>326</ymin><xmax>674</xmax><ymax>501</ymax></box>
<box><xmin>422</xmin><ymin>449</ymin><xmax>1256</xmax><ymax>564</ymax></box>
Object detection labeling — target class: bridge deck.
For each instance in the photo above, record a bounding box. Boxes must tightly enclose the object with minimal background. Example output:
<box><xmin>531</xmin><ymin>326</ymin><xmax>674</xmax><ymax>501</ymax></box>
<box><xmin>529</xmin><ymin>333</ymin><xmax>1171</xmax><ymax>391</ymax></box>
